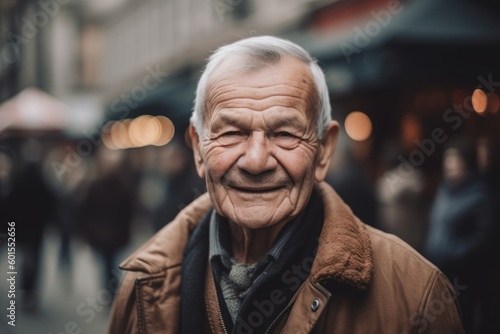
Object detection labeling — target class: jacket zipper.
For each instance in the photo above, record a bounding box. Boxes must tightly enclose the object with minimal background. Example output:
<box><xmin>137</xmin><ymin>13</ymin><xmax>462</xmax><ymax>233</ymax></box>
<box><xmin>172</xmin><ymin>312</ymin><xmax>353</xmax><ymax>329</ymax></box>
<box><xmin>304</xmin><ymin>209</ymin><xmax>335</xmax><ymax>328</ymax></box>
<box><xmin>265</xmin><ymin>279</ymin><xmax>311</xmax><ymax>334</ymax></box>
<box><xmin>216</xmin><ymin>298</ymin><xmax>229</xmax><ymax>334</ymax></box>
<box><xmin>264</xmin><ymin>300</ymin><xmax>295</xmax><ymax>334</ymax></box>
<box><xmin>216</xmin><ymin>283</ymin><xmax>304</xmax><ymax>334</ymax></box>
<box><xmin>215</xmin><ymin>297</ymin><xmax>294</xmax><ymax>334</ymax></box>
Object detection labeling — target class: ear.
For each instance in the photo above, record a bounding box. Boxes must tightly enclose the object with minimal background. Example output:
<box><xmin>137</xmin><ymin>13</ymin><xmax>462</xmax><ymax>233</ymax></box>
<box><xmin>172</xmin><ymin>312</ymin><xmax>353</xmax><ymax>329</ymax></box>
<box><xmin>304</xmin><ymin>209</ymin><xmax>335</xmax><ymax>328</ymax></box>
<box><xmin>189</xmin><ymin>124</ymin><xmax>206</xmax><ymax>179</ymax></box>
<box><xmin>314</xmin><ymin>121</ymin><xmax>339</xmax><ymax>182</ymax></box>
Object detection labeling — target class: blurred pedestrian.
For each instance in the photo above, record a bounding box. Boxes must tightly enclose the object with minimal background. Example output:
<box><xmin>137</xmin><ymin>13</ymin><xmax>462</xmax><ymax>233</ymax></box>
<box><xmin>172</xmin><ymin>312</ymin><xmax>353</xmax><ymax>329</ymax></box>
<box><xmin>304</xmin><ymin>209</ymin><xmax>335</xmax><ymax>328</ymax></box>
<box><xmin>376</xmin><ymin>140</ymin><xmax>428</xmax><ymax>252</ymax></box>
<box><xmin>476</xmin><ymin>136</ymin><xmax>500</xmax><ymax>333</ymax></box>
<box><xmin>424</xmin><ymin>138</ymin><xmax>496</xmax><ymax>333</ymax></box>
<box><xmin>327</xmin><ymin>140</ymin><xmax>378</xmax><ymax>228</ymax></box>
<box><xmin>151</xmin><ymin>139</ymin><xmax>205</xmax><ymax>231</ymax></box>
<box><xmin>77</xmin><ymin>148</ymin><xmax>133</xmax><ymax>291</ymax></box>
<box><xmin>5</xmin><ymin>139</ymin><xmax>56</xmax><ymax>312</ymax></box>
<box><xmin>0</xmin><ymin>150</ymin><xmax>14</xmax><ymax>222</ymax></box>
<box><xmin>43</xmin><ymin>141</ymin><xmax>95</xmax><ymax>271</ymax></box>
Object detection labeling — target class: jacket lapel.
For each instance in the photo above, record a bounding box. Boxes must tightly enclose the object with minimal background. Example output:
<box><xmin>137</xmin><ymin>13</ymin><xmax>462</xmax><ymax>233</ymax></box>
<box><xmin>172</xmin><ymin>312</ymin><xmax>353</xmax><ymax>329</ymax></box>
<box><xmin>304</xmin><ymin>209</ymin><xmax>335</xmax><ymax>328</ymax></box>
<box><xmin>134</xmin><ymin>270</ymin><xmax>182</xmax><ymax>334</ymax></box>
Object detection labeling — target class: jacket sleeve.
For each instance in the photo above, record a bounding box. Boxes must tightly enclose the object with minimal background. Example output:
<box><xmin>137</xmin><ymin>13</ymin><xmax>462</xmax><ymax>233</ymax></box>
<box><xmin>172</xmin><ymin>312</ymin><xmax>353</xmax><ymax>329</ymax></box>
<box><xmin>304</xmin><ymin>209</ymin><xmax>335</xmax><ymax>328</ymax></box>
<box><xmin>413</xmin><ymin>271</ymin><xmax>464</xmax><ymax>334</ymax></box>
<box><xmin>108</xmin><ymin>272</ymin><xmax>139</xmax><ymax>334</ymax></box>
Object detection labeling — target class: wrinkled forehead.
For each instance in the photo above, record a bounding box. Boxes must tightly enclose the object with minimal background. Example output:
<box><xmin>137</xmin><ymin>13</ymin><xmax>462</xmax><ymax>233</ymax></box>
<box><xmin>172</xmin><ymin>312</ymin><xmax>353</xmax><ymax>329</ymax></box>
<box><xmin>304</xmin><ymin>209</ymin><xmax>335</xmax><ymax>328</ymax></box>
<box><xmin>204</xmin><ymin>55</ymin><xmax>318</xmax><ymax>121</ymax></box>
<box><xmin>207</xmin><ymin>55</ymin><xmax>313</xmax><ymax>90</ymax></box>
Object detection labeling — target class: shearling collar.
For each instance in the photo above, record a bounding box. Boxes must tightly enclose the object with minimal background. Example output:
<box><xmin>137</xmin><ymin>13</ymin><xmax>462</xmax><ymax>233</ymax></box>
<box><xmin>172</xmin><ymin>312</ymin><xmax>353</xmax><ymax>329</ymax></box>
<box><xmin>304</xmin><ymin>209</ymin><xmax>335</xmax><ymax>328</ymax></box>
<box><xmin>312</xmin><ymin>183</ymin><xmax>373</xmax><ymax>290</ymax></box>
<box><xmin>119</xmin><ymin>182</ymin><xmax>373</xmax><ymax>290</ymax></box>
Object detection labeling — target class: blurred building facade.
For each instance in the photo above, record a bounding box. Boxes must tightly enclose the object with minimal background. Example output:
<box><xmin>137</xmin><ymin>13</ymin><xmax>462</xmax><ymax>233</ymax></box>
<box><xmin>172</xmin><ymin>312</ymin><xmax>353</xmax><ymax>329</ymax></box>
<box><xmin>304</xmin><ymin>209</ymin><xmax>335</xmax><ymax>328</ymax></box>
<box><xmin>3</xmin><ymin>0</ymin><xmax>500</xmax><ymax>138</ymax></box>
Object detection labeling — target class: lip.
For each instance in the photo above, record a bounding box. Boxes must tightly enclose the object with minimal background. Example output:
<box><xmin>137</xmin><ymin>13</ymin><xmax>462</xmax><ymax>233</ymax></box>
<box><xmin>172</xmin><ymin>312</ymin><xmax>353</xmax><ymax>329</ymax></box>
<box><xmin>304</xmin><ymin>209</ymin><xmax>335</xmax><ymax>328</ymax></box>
<box><xmin>229</xmin><ymin>185</ymin><xmax>285</xmax><ymax>193</ymax></box>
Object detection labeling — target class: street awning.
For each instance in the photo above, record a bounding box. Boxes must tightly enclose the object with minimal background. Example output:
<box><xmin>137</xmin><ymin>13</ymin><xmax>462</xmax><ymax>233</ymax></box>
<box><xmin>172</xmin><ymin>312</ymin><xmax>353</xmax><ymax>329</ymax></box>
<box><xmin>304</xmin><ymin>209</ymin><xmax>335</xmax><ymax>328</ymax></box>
<box><xmin>0</xmin><ymin>88</ymin><xmax>69</xmax><ymax>132</ymax></box>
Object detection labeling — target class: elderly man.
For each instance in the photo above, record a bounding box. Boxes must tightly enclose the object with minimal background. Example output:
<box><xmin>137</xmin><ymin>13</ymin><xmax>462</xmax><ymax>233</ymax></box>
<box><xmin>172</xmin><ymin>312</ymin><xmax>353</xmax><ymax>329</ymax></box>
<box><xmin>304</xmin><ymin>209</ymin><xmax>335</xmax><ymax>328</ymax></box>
<box><xmin>109</xmin><ymin>36</ymin><xmax>463</xmax><ymax>334</ymax></box>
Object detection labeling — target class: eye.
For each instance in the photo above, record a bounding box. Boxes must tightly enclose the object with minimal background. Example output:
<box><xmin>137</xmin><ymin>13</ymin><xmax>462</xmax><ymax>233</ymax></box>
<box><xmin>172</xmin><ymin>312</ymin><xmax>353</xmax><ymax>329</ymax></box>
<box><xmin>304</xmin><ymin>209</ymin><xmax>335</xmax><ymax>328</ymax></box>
<box><xmin>221</xmin><ymin>131</ymin><xmax>245</xmax><ymax>137</ymax></box>
<box><xmin>274</xmin><ymin>131</ymin><xmax>295</xmax><ymax>138</ymax></box>
<box><xmin>270</xmin><ymin>131</ymin><xmax>300</xmax><ymax>148</ymax></box>
<box><xmin>217</xmin><ymin>131</ymin><xmax>248</xmax><ymax>145</ymax></box>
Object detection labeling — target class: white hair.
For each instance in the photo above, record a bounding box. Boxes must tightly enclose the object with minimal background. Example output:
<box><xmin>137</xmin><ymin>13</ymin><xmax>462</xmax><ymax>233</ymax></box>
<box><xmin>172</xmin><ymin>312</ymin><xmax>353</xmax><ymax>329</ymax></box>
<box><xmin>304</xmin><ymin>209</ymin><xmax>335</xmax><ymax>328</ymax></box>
<box><xmin>190</xmin><ymin>35</ymin><xmax>332</xmax><ymax>138</ymax></box>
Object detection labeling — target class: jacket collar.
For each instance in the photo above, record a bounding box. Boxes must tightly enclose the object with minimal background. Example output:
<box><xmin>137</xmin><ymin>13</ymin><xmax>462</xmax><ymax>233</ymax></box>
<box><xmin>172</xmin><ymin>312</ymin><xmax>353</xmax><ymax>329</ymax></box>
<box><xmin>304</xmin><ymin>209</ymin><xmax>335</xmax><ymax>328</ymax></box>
<box><xmin>119</xmin><ymin>182</ymin><xmax>373</xmax><ymax>290</ymax></box>
<box><xmin>311</xmin><ymin>182</ymin><xmax>373</xmax><ymax>290</ymax></box>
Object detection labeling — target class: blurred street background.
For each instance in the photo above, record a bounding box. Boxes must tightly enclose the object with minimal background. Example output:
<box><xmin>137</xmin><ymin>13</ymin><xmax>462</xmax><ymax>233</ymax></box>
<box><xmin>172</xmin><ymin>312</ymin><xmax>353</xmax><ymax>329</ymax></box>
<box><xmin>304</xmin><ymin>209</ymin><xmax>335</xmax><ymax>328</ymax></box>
<box><xmin>1</xmin><ymin>0</ymin><xmax>500</xmax><ymax>333</ymax></box>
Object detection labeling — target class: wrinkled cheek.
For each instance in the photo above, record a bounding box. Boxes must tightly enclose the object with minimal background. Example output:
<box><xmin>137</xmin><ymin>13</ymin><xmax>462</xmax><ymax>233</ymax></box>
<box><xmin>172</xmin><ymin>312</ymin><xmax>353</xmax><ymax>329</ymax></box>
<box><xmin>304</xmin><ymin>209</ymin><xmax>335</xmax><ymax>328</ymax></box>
<box><xmin>285</xmin><ymin>158</ymin><xmax>316</xmax><ymax>185</ymax></box>
<box><xmin>204</xmin><ymin>167</ymin><xmax>222</xmax><ymax>195</ymax></box>
<box><xmin>205</xmin><ymin>146</ymin><xmax>240</xmax><ymax>170</ymax></box>
<box><xmin>284</xmin><ymin>159</ymin><xmax>316</xmax><ymax>204</ymax></box>
<box><xmin>203</xmin><ymin>157</ymin><xmax>230</xmax><ymax>208</ymax></box>
<box><xmin>204</xmin><ymin>157</ymin><xmax>227</xmax><ymax>184</ymax></box>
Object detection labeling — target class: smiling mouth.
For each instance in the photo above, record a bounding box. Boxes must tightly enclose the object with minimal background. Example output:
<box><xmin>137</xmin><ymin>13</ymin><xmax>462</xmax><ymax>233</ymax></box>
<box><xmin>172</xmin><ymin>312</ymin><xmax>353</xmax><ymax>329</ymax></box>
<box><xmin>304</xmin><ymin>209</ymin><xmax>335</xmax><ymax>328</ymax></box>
<box><xmin>230</xmin><ymin>185</ymin><xmax>285</xmax><ymax>193</ymax></box>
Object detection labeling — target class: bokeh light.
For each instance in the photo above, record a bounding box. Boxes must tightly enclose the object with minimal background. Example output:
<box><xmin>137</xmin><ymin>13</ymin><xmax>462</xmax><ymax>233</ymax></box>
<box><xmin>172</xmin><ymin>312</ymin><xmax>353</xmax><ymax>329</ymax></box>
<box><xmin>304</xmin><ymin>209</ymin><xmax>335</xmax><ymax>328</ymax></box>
<box><xmin>129</xmin><ymin>115</ymin><xmax>160</xmax><ymax>147</ymax></box>
<box><xmin>111</xmin><ymin>120</ymin><xmax>130</xmax><ymax>149</ymax></box>
<box><xmin>345</xmin><ymin>111</ymin><xmax>372</xmax><ymax>141</ymax></box>
<box><xmin>102</xmin><ymin>121</ymin><xmax>119</xmax><ymax>150</ymax></box>
<box><xmin>102</xmin><ymin>116</ymin><xmax>175</xmax><ymax>149</ymax></box>
<box><xmin>472</xmin><ymin>88</ymin><xmax>487</xmax><ymax>114</ymax></box>
<box><xmin>153</xmin><ymin>116</ymin><xmax>175</xmax><ymax>146</ymax></box>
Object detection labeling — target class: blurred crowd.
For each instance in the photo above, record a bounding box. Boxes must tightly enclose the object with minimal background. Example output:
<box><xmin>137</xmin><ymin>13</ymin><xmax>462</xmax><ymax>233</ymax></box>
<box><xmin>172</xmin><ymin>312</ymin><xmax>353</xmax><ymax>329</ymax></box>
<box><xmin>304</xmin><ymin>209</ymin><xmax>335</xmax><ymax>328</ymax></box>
<box><xmin>0</xmin><ymin>125</ymin><xmax>499</xmax><ymax>333</ymax></box>
<box><xmin>0</xmin><ymin>134</ymin><xmax>204</xmax><ymax>309</ymax></box>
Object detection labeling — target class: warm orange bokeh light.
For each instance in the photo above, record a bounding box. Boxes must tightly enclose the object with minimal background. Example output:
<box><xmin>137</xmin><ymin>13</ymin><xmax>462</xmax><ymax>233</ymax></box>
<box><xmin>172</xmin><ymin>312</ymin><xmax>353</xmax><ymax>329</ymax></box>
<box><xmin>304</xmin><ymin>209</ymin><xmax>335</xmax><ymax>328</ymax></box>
<box><xmin>111</xmin><ymin>121</ymin><xmax>132</xmax><ymax>149</ymax></box>
<box><xmin>153</xmin><ymin>116</ymin><xmax>175</xmax><ymax>146</ymax></box>
<box><xmin>102</xmin><ymin>115</ymin><xmax>176</xmax><ymax>149</ymax></box>
<box><xmin>472</xmin><ymin>89</ymin><xmax>487</xmax><ymax>114</ymax></box>
<box><xmin>102</xmin><ymin>121</ymin><xmax>119</xmax><ymax>150</ymax></box>
<box><xmin>345</xmin><ymin>111</ymin><xmax>372</xmax><ymax>141</ymax></box>
<box><xmin>129</xmin><ymin>115</ymin><xmax>161</xmax><ymax>147</ymax></box>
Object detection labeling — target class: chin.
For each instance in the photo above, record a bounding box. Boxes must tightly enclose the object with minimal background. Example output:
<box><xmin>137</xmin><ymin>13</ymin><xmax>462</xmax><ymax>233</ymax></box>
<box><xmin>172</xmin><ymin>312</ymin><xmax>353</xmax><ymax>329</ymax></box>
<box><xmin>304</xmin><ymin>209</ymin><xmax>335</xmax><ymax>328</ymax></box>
<box><xmin>226</xmin><ymin>205</ymin><xmax>291</xmax><ymax>230</ymax></box>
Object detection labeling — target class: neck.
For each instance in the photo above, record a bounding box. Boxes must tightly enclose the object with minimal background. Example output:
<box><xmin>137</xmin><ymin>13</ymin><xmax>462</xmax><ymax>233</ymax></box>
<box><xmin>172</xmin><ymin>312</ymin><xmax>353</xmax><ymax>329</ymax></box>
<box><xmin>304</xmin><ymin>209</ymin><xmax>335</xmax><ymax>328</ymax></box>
<box><xmin>228</xmin><ymin>219</ymin><xmax>290</xmax><ymax>264</ymax></box>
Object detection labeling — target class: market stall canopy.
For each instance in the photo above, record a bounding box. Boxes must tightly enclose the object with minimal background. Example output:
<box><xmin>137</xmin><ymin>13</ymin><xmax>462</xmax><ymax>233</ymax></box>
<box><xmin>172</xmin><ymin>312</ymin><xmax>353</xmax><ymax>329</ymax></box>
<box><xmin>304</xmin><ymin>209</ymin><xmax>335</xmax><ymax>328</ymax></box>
<box><xmin>285</xmin><ymin>0</ymin><xmax>500</xmax><ymax>94</ymax></box>
<box><xmin>297</xmin><ymin>0</ymin><xmax>500</xmax><ymax>60</ymax></box>
<box><xmin>0</xmin><ymin>88</ymin><xmax>69</xmax><ymax>132</ymax></box>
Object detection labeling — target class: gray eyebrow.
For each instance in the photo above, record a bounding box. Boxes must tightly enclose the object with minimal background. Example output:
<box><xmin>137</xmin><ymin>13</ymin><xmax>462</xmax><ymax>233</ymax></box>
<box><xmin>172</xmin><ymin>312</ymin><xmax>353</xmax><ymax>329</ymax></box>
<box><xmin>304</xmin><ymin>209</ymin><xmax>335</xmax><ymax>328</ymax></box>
<box><xmin>217</xmin><ymin>113</ymin><xmax>241</xmax><ymax>126</ymax></box>
<box><xmin>210</xmin><ymin>112</ymin><xmax>245</xmax><ymax>132</ymax></box>
<box><xmin>210</xmin><ymin>111</ymin><xmax>305</xmax><ymax>132</ymax></box>
<box><xmin>270</xmin><ymin>116</ymin><xmax>304</xmax><ymax>129</ymax></box>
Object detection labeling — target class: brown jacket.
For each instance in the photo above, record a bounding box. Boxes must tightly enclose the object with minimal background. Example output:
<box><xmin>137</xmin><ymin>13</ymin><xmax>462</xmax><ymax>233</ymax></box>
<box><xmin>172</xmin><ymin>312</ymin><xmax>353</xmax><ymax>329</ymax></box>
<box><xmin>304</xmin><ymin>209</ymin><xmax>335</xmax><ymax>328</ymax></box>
<box><xmin>108</xmin><ymin>182</ymin><xmax>464</xmax><ymax>334</ymax></box>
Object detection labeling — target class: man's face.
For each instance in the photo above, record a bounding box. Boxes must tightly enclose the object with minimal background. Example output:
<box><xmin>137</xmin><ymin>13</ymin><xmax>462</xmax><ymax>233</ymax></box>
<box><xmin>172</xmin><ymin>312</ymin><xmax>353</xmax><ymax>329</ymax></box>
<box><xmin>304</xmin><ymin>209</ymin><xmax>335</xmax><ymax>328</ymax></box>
<box><xmin>190</xmin><ymin>56</ymin><xmax>337</xmax><ymax>229</ymax></box>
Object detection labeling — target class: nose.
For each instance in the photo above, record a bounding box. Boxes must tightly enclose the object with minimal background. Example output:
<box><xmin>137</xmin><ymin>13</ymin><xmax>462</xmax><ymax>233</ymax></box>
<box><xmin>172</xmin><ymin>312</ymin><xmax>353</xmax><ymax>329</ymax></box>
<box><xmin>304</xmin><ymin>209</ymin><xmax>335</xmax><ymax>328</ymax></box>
<box><xmin>237</xmin><ymin>131</ymin><xmax>277</xmax><ymax>175</ymax></box>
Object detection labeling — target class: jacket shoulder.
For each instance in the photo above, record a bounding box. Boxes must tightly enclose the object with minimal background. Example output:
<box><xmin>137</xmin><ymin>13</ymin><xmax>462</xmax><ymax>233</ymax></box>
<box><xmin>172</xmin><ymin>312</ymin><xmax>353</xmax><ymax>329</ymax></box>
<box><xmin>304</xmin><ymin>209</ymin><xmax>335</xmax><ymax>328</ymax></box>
<box><xmin>365</xmin><ymin>224</ymin><xmax>442</xmax><ymax>296</ymax></box>
<box><xmin>366</xmin><ymin>225</ymin><xmax>438</xmax><ymax>274</ymax></box>
<box><xmin>363</xmin><ymin>225</ymin><xmax>464</xmax><ymax>333</ymax></box>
